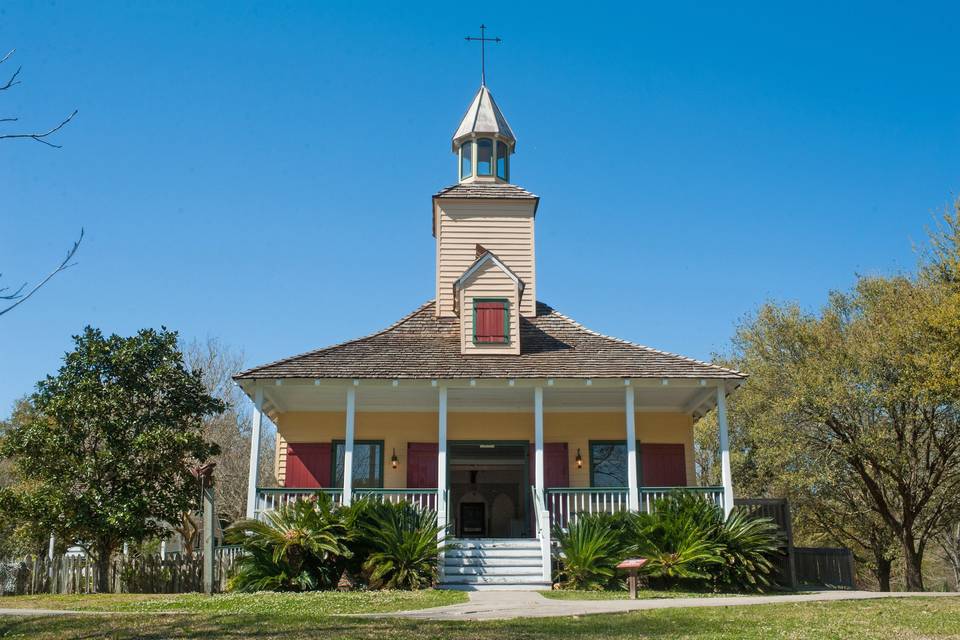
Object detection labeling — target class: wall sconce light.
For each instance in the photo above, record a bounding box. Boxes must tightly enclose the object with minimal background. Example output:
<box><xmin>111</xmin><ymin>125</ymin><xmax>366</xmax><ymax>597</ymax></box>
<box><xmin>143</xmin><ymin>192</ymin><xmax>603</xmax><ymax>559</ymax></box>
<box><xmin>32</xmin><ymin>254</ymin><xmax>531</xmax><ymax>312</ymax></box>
<box><xmin>576</xmin><ymin>448</ymin><xmax>583</xmax><ymax>469</ymax></box>
<box><xmin>391</xmin><ymin>449</ymin><xmax>398</xmax><ymax>469</ymax></box>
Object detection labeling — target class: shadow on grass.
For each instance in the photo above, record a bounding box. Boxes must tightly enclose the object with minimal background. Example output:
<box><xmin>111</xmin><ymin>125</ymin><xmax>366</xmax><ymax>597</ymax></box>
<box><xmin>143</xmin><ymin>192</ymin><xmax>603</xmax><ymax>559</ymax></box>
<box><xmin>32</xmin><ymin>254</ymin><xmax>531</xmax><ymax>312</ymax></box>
<box><xmin>0</xmin><ymin>610</ymin><xmax>749</xmax><ymax>640</ymax></box>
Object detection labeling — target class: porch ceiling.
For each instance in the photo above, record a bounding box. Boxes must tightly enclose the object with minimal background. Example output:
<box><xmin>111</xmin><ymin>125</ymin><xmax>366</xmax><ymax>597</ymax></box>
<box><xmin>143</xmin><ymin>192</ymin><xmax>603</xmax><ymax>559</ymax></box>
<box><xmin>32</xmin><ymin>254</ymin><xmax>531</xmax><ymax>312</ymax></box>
<box><xmin>238</xmin><ymin>378</ymin><xmax>735</xmax><ymax>421</ymax></box>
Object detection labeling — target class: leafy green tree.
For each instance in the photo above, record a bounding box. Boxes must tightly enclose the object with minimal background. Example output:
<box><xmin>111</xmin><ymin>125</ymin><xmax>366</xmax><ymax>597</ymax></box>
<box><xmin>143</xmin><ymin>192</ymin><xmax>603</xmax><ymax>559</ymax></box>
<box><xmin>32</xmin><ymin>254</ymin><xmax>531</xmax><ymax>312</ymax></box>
<box><xmin>697</xmin><ymin>201</ymin><xmax>960</xmax><ymax>591</ymax></box>
<box><xmin>0</xmin><ymin>327</ymin><xmax>223</xmax><ymax>591</ymax></box>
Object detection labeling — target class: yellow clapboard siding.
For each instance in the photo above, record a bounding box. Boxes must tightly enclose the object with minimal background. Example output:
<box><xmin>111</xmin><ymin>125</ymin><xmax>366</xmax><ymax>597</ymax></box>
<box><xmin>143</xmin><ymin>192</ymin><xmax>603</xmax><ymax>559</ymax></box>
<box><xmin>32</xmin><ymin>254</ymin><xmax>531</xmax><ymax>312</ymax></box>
<box><xmin>274</xmin><ymin>411</ymin><xmax>697</xmax><ymax>490</ymax></box>
<box><xmin>436</xmin><ymin>199</ymin><xmax>536</xmax><ymax>318</ymax></box>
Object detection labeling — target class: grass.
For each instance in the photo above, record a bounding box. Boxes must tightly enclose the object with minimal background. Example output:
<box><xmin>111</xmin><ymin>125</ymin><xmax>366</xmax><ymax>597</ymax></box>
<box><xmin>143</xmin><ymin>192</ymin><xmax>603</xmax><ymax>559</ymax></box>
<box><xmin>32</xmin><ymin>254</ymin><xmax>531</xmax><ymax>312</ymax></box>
<box><xmin>0</xmin><ymin>593</ymin><xmax>959</xmax><ymax>639</ymax></box>
<box><xmin>541</xmin><ymin>588</ymin><xmax>748</xmax><ymax>600</ymax></box>
<box><xmin>0</xmin><ymin>589</ymin><xmax>466</xmax><ymax>615</ymax></box>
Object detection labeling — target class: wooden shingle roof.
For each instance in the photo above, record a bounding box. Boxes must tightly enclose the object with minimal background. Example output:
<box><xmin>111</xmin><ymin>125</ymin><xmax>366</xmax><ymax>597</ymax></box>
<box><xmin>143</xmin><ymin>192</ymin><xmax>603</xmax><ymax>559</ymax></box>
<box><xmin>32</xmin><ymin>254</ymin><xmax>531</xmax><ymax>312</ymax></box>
<box><xmin>434</xmin><ymin>182</ymin><xmax>538</xmax><ymax>201</ymax></box>
<box><xmin>235</xmin><ymin>301</ymin><xmax>744</xmax><ymax>381</ymax></box>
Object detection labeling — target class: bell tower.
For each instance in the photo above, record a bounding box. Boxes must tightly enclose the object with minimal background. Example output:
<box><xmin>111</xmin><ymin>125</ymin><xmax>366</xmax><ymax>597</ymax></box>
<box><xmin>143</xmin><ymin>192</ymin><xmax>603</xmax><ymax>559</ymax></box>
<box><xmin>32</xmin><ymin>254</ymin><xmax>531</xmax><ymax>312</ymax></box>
<box><xmin>432</xmin><ymin>83</ymin><xmax>539</xmax><ymax>335</ymax></box>
<box><xmin>452</xmin><ymin>86</ymin><xmax>515</xmax><ymax>184</ymax></box>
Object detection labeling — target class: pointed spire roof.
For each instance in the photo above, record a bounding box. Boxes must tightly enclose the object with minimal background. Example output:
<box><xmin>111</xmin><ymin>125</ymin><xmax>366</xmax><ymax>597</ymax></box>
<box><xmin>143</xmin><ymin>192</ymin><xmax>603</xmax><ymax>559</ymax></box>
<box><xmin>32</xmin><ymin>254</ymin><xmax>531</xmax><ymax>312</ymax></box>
<box><xmin>452</xmin><ymin>86</ymin><xmax>516</xmax><ymax>152</ymax></box>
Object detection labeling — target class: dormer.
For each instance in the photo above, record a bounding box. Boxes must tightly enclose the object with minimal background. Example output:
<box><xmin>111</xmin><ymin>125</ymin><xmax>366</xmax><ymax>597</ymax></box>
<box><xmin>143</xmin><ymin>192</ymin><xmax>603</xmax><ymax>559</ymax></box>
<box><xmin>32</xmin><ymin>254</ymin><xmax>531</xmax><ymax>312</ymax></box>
<box><xmin>454</xmin><ymin>246</ymin><xmax>523</xmax><ymax>355</ymax></box>
<box><xmin>453</xmin><ymin>86</ymin><xmax>515</xmax><ymax>184</ymax></box>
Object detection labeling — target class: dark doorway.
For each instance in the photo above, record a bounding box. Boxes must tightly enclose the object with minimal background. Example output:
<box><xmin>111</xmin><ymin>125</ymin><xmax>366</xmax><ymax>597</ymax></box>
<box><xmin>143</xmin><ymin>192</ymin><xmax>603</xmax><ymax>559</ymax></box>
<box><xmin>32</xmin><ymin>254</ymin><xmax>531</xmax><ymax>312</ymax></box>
<box><xmin>459</xmin><ymin>502</ymin><xmax>486</xmax><ymax>537</ymax></box>
<box><xmin>448</xmin><ymin>441</ymin><xmax>531</xmax><ymax>538</ymax></box>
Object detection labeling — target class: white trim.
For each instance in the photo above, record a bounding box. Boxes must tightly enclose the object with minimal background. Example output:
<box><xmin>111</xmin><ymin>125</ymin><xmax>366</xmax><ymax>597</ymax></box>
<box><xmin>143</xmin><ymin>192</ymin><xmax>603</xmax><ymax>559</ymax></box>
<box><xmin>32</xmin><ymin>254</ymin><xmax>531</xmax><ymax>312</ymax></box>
<box><xmin>452</xmin><ymin>251</ymin><xmax>525</xmax><ymax>295</ymax></box>
<box><xmin>625</xmin><ymin>386</ymin><xmax>640</xmax><ymax>512</ymax></box>
<box><xmin>245</xmin><ymin>384</ymin><xmax>264</xmax><ymax>519</ymax></box>
<box><xmin>342</xmin><ymin>386</ymin><xmax>356</xmax><ymax>506</ymax></box>
<box><xmin>717</xmin><ymin>383</ymin><xmax>734</xmax><ymax>517</ymax></box>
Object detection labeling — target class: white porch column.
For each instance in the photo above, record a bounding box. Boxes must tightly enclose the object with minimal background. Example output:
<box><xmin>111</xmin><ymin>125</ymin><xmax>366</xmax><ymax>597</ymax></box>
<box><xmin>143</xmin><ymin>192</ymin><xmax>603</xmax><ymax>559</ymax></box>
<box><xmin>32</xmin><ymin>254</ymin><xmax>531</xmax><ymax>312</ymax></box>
<box><xmin>437</xmin><ymin>386</ymin><xmax>448</xmax><ymax>531</ymax></box>
<box><xmin>625</xmin><ymin>385</ymin><xmax>640</xmax><ymax>512</ymax></box>
<box><xmin>534</xmin><ymin>387</ymin><xmax>545</xmax><ymax>492</ymax></box>
<box><xmin>245</xmin><ymin>384</ymin><xmax>264</xmax><ymax>519</ymax></box>
<box><xmin>534</xmin><ymin>385</ymin><xmax>551</xmax><ymax>582</ymax></box>
<box><xmin>717</xmin><ymin>382</ymin><xmax>734</xmax><ymax>517</ymax></box>
<box><xmin>342</xmin><ymin>385</ymin><xmax>356</xmax><ymax>506</ymax></box>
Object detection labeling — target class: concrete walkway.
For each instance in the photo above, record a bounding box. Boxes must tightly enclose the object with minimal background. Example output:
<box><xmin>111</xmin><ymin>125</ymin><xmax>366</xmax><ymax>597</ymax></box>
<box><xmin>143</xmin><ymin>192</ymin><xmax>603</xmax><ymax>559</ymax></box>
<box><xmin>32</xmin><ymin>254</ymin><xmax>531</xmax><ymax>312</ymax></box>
<box><xmin>373</xmin><ymin>590</ymin><xmax>960</xmax><ymax>621</ymax></box>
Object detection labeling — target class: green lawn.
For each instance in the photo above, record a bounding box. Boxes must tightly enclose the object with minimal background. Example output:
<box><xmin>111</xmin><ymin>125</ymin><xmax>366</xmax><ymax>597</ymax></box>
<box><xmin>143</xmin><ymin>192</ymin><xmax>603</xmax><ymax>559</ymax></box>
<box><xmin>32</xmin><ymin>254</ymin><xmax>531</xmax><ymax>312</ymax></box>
<box><xmin>0</xmin><ymin>590</ymin><xmax>465</xmax><ymax>616</ymax></box>
<box><xmin>1</xmin><ymin>592</ymin><xmax>959</xmax><ymax>639</ymax></box>
<box><xmin>541</xmin><ymin>588</ymin><xmax>749</xmax><ymax>600</ymax></box>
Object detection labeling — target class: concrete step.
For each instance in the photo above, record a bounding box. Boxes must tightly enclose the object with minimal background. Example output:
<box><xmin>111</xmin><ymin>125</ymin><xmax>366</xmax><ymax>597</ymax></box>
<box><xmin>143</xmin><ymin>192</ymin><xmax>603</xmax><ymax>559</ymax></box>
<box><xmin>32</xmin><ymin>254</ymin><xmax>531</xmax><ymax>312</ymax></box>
<box><xmin>445</xmin><ymin>548</ymin><xmax>543</xmax><ymax>559</ymax></box>
<box><xmin>450</xmin><ymin>539</ymin><xmax>540</xmax><ymax>550</ymax></box>
<box><xmin>442</xmin><ymin>565</ymin><xmax>544</xmax><ymax>576</ymax></box>
<box><xmin>438</xmin><ymin>582</ymin><xmax>551</xmax><ymax>591</ymax></box>
<box><xmin>443</xmin><ymin>557</ymin><xmax>542</xmax><ymax>567</ymax></box>
<box><xmin>440</xmin><ymin>573</ymin><xmax>547</xmax><ymax>585</ymax></box>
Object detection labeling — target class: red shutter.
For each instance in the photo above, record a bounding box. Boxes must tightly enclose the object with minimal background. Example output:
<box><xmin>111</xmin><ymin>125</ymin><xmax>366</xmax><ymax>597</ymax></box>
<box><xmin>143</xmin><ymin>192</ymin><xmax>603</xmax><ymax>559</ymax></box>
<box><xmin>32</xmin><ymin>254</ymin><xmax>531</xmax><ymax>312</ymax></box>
<box><xmin>640</xmin><ymin>443</ymin><xmax>687</xmax><ymax>487</ymax></box>
<box><xmin>528</xmin><ymin>443</ymin><xmax>570</xmax><ymax>488</ymax></box>
<box><xmin>407</xmin><ymin>443</ymin><xmax>439</xmax><ymax>488</ymax></box>
<box><xmin>475</xmin><ymin>301</ymin><xmax>506</xmax><ymax>343</ymax></box>
<box><xmin>285</xmin><ymin>442</ymin><xmax>331</xmax><ymax>488</ymax></box>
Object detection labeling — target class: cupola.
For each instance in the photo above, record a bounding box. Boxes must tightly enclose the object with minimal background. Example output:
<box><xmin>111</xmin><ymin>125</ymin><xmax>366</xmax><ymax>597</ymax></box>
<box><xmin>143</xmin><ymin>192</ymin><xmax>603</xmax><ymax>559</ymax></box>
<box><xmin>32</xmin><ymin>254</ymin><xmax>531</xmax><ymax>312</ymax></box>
<box><xmin>452</xmin><ymin>86</ymin><xmax>515</xmax><ymax>183</ymax></box>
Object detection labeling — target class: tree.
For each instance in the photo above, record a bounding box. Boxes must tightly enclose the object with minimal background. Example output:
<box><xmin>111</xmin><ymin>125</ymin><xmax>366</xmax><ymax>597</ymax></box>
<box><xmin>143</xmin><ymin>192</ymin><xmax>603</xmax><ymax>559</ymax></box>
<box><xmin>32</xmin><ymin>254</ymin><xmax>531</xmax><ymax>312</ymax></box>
<box><xmin>936</xmin><ymin>522</ymin><xmax>960</xmax><ymax>591</ymax></box>
<box><xmin>0</xmin><ymin>327</ymin><xmax>223</xmax><ymax>591</ymax></box>
<box><xmin>697</xmin><ymin>200</ymin><xmax>960</xmax><ymax>591</ymax></box>
<box><xmin>182</xmin><ymin>337</ymin><xmax>275</xmax><ymax>524</ymax></box>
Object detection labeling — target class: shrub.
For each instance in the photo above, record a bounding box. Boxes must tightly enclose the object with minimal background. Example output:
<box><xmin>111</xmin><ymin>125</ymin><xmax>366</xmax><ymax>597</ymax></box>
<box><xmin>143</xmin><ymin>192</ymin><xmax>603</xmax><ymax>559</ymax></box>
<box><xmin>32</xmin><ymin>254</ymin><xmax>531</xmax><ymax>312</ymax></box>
<box><xmin>637</xmin><ymin>493</ymin><xmax>782</xmax><ymax>591</ymax></box>
<box><xmin>552</xmin><ymin>493</ymin><xmax>783</xmax><ymax>592</ymax></box>
<box><xmin>712</xmin><ymin>508</ymin><xmax>783</xmax><ymax>591</ymax></box>
<box><xmin>356</xmin><ymin>501</ymin><xmax>445</xmax><ymax>590</ymax></box>
<box><xmin>631</xmin><ymin>509</ymin><xmax>721</xmax><ymax>585</ymax></box>
<box><xmin>553</xmin><ymin>514</ymin><xmax>625</xmax><ymax>590</ymax></box>
<box><xmin>225</xmin><ymin>493</ymin><xmax>352</xmax><ymax>592</ymax></box>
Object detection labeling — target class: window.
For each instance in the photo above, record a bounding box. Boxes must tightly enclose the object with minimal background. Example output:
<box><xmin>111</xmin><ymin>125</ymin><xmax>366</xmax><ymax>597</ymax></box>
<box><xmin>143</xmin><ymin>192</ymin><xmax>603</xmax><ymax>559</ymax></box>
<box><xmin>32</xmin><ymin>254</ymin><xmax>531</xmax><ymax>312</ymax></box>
<box><xmin>589</xmin><ymin>441</ymin><xmax>641</xmax><ymax>488</ymax></box>
<box><xmin>460</xmin><ymin>141</ymin><xmax>473</xmax><ymax>179</ymax></box>
<box><xmin>333</xmin><ymin>440</ymin><xmax>383</xmax><ymax>488</ymax></box>
<box><xmin>476</xmin><ymin>138</ymin><xmax>493</xmax><ymax>176</ymax></box>
<box><xmin>473</xmin><ymin>298</ymin><xmax>509</xmax><ymax>344</ymax></box>
<box><xmin>496</xmin><ymin>141</ymin><xmax>509</xmax><ymax>180</ymax></box>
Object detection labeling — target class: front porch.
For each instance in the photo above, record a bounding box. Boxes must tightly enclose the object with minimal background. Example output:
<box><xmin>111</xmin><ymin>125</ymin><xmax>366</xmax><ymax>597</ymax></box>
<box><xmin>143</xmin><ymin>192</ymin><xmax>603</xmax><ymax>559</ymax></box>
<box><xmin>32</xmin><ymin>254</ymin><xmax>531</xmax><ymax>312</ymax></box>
<box><xmin>241</xmin><ymin>376</ymin><xmax>736</xmax><ymax>587</ymax></box>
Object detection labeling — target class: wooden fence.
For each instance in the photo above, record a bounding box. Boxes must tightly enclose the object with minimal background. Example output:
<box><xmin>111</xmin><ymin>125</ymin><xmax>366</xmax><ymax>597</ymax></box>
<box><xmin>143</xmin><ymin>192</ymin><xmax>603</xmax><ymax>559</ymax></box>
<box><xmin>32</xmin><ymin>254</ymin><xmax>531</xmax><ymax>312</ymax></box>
<box><xmin>0</xmin><ymin>546</ymin><xmax>243</xmax><ymax>596</ymax></box>
<box><xmin>794</xmin><ymin>547</ymin><xmax>856</xmax><ymax>588</ymax></box>
<box><xmin>735</xmin><ymin>498</ymin><xmax>798</xmax><ymax>589</ymax></box>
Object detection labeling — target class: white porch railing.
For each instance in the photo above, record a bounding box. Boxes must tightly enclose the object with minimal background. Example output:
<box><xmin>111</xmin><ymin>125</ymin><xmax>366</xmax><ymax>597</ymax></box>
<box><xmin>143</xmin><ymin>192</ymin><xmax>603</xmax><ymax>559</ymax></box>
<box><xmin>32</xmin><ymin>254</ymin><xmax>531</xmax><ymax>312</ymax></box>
<box><xmin>544</xmin><ymin>486</ymin><xmax>725</xmax><ymax>529</ymax></box>
<box><xmin>352</xmin><ymin>488</ymin><xmax>438</xmax><ymax>511</ymax></box>
<box><xmin>544</xmin><ymin>487</ymin><xmax>630</xmax><ymax>529</ymax></box>
<box><xmin>254</xmin><ymin>488</ymin><xmax>344</xmax><ymax>519</ymax></box>
<box><xmin>255</xmin><ymin>487</ymin><xmax>438</xmax><ymax>519</ymax></box>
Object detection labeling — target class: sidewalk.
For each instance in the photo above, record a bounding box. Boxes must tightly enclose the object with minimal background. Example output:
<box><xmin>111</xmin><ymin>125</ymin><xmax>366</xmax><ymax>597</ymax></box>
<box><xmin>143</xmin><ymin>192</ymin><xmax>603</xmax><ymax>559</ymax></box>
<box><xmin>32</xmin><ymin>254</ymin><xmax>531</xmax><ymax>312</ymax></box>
<box><xmin>372</xmin><ymin>589</ymin><xmax>960</xmax><ymax>621</ymax></box>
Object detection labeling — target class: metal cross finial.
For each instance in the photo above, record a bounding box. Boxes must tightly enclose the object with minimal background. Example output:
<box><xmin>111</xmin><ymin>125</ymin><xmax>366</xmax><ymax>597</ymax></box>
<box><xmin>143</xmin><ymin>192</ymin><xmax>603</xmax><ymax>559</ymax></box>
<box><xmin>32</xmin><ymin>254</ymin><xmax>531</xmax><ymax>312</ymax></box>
<box><xmin>465</xmin><ymin>24</ymin><xmax>502</xmax><ymax>87</ymax></box>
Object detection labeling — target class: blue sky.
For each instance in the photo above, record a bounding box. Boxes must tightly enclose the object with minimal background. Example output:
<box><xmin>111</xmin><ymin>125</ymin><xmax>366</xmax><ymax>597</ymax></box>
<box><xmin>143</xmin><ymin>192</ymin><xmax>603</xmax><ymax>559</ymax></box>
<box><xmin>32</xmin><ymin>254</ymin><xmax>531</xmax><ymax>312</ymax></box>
<box><xmin>2</xmin><ymin>2</ymin><xmax>958</xmax><ymax>417</ymax></box>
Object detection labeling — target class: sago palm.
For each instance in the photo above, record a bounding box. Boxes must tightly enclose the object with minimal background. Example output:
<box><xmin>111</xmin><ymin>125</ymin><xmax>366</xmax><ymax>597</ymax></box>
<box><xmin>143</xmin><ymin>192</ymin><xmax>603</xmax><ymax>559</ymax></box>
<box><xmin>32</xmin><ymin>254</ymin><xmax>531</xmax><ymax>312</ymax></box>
<box><xmin>712</xmin><ymin>508</ymin><xmax>783</xmax><ymax>591</ymax></box>
<box><xmin>225</xmin><ymin>492</ymin><xmax>352</xmax><ymax>591</ymax></box>
<box><xmin>359</xmin><ymin>502</ymin><xmax>444</xmax><ymax>590</ymax></box>
<box><xmin>553</xmin><ymin>515</ymin><xmax>624</xmax><ymax>590</ymax></box>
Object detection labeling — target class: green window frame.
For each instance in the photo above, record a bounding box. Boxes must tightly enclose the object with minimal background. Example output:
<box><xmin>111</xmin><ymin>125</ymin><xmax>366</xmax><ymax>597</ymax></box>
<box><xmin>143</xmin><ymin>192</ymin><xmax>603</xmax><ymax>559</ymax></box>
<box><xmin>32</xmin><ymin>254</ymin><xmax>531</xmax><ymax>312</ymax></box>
<box><xmin>588</xmin><ymin>440</ymin><xmax>642</xmax><ymax>488</ymax></box>
<box><xmin>332</xmin><ymin>439</ymin><xmax>385</xmax><ymax>489</ymax></box>
<box><xmin>472</xmin><ymin>297</ymin><xmax>510</xmax><ymax>345</ymax></box>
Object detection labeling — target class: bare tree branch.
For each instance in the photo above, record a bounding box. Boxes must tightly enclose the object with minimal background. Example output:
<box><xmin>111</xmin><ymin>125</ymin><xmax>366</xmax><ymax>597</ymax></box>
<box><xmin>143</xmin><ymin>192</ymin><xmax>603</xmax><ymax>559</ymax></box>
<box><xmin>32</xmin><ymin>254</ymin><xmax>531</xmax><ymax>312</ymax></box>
<box><xmin>0</xmin><ymin>48</ymin><xmax>76</xmax><ymax>147</ymax></box>
<box><xmin>0</xmin><ymin>109</ymin><xmax>77</xmax><ymax>148</ymax></box>
<box><xmin>0</xmin><ymin>49</ymin><xmax>21</xmax><ymax>91</ymax></box>
<box><xmin>0</xmin><ymin>229</ymin><xmax>84</xmax><ymax>317</ymax></box>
